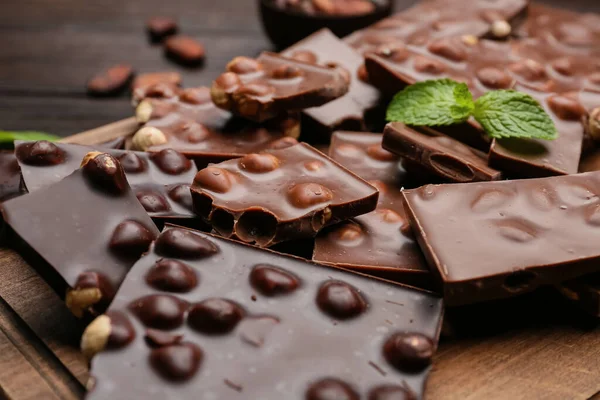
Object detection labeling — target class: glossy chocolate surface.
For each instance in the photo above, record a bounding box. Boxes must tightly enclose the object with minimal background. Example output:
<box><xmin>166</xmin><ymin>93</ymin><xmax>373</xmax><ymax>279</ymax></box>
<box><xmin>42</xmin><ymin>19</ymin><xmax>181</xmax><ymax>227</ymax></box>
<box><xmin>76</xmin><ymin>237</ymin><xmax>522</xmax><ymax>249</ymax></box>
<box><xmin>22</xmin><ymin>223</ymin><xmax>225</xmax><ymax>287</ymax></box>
<box><xmin>313</xmin><ymin>131</ymin><xmax>429</xmax><ymax>288</ymax></box>
<box><xmin>15</xmin><ymin>141</ymin><xmax>198</xmax><ymax>219</ymax></box>
<box><xmin>86</xmin><ymin>226</ymin><xmax>443</xmax><ymax>399</ymax></box>
<box><xmin>1</xmin><ymin>153</ymin><xmax>159</xmax><ymax>315</ymax></box>
<box><xmin>403</xmin><ymin>171</ymin><xmax>600</xmax><ymax>306</ymax></box>
<box><xmin>0</xmin><ymin>151</ymin><xmax>24</xmax><ymax>203</ymax></box>
<box><xmin>191</xmin><ymin>142</ymin><xmax>379</xmax><ymax>247</ymax></box>
<box><xmin>135</xmin><ymin>86</ymin><xmax>300</xmax><ymax>164</ymax></box>
<box><xmin>383</xmin><ymin>122</ymin><xmax>502</xmax><ymax>183</ymax></box>
<box><xmin>211</xmin><ymin>52</ymin><xmax>349</xmax><ymax>122</ymax></box>
<box><xmin>281</xmin><ymin>29</ymin><xmax>383</xmax><ymax>133</ymax></box>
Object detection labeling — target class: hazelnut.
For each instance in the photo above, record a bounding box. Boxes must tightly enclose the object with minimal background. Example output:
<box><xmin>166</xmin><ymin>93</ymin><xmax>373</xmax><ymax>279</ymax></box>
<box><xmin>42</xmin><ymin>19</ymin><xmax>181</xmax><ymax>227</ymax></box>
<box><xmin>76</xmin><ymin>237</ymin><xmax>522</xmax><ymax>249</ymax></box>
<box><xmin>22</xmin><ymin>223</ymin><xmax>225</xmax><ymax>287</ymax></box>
<box><xmin>490</xmin><ymin>20</ymin><xmax>511</xmax><ymax>38</ymax></box>
<box><xmin>81</xmin><ymin>314</ymin><xmax>111</xmax><ymax>360</ymax></box>
<box><xmin>461</xmin><ymin>35</ymin><xmax>479</xmax><ymax>46</ymax></box>
<box><xmin>65</xmin><ymin>287</ymin><xmax>103</xmax><ymax>318</ymax></box>
<box><xmin>588</xmin><ymin>107</ymin><xmax>600</xmax><ymax>142</ymax></box>
<box><xmin>132</xmin><ymin>127</ymin><xmax>168</xmax><ymax>151</ymax></box>
<box><xmin>80</xmin><ymin>151</ymin><xmax>104</xmax><ymax>167</ymax></box>
<box><xmin>136</xmin><ymin>100</ymin><xmax>154</xmax><ymax>123</ymax></box>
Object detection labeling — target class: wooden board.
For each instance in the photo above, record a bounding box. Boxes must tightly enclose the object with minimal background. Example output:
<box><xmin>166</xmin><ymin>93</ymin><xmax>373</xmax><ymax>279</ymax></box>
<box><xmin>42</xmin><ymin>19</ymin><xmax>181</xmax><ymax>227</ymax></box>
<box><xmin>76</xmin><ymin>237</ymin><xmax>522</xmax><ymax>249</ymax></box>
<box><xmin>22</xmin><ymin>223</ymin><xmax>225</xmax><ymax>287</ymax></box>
<box><xmin>0</xmin><ymin>0</ymin><xmax>599</xmax><ymax>398</ymax></box>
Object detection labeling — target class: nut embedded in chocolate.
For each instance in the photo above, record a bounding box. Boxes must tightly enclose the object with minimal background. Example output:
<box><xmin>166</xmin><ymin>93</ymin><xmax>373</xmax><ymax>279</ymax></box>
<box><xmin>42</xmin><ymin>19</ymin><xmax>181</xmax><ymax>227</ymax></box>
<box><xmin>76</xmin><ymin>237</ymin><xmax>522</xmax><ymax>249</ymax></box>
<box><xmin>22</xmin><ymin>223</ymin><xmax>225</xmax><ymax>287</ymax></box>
<box><xmin>87</xmin><ymin>64</ymin><xmax>134</xmax><ymax>97</ymax></box>
<box><xmin>132</xmin><ymin>127</ymin><xmax>168</xmax><ymax>151</ymax></box>
<box><xmin>316</xmin><ymin>280</ymin><xmax>367</xmax><ymax>320</ymax></box>
<box><xmin>109</xmin><ymin>219</ymin><xmax>156</xmax><ymax>258</ymax></box>
<box><xmin>131</xmin><ymin>72</ymin><xmax>182</xmax><ymax>106</ymax></box>
<box><xmin>81</xmin><ymin>314</ymin><xmax>111</xmax><ymax>360</ymax></box>
<box><xmin>15</xmin><ymin>141</ymin><xmax>65</xmax><ymax>166</ymax></box>
<box><xmin>187</xmin><ymin>298</ymin><xmax>244</xmax><ymax>334</ymax></box>
<box><xmin>305</xmin><ymin>378</ymin><xmax>359</xmax><ymax>400</ymax></box>
<box><xmin>81</xmin><ymin>153</ymin><xmax>128</xmax><ymax>194</ymax></box>
<box><xmin>129</xmin><ymin>294</ymin><xmax>188</xmax><ymax>330</ymax></box>
<box><xmin>149</xmin><ymin>342</ymin><xmax>203</xmax><ymax>382</ymax></box>
<box><xmin>383</xmin><ymin>332</ymin><xmax>434</xmax><ymax>372</ymax></box>
<box><xmin>164</xmin><ymin>35</ymin><xmax>205</xmax><ymax>66</ymax></box>
<box><xmin>147</xmin><ymin>16</ymin><xmax>178</xmax><ymax>43</ymax></box>
<box><xmin>588</xmin><ymin>107</ymin><xmax>600</xmax><ymax>142</ymax></box>
<box><xmin>154</xmin><ymin>227</ymin><xmax>219</xmax><ymax>259</ymax></box>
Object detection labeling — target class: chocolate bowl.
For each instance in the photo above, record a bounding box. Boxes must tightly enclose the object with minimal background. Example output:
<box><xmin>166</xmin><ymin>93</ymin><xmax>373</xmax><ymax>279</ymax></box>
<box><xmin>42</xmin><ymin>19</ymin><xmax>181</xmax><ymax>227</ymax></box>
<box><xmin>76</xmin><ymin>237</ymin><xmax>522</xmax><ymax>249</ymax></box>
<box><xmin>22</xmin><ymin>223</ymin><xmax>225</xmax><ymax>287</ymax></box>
<box><xmin>259</xmin><ymin>0</ymin><xmax>394</xmax><ymax>49</ymax></box>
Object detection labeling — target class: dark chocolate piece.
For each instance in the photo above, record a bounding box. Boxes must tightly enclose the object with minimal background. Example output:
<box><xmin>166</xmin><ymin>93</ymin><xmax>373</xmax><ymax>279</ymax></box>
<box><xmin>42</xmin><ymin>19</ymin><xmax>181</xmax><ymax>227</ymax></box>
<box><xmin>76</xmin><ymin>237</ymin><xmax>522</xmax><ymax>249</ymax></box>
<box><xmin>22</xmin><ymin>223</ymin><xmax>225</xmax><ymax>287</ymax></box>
<box><xmin>190</xmin><ymin>142</ymin><xmax>379</xmax><ymax>246</ymax></box>
<box><xmin>0</xmin><ymin>151</ymin><xmax>24</xmax><ymax>203</ymax></box>
<box><xmin>402</xmin><ymin>171</ymin><xmax>600</xmax><ymax>306</ymax></box>
<box><xmin>87</xmin><ymin>65</ymin><xmax>134</xmax><ymax>97</ymax></box>
<box><xmin>164</xmin><ymin>35</ymin><xmax>205</xmax><ymax>67</ymax></box>
<box><xmin>281</xmin><ymin>29</ymin><xmax>383</xmax><ymax>135</ymax></box>
<box><xmin>313</xmin><ymin>131</ymin><xmax>430</xmax><ymax>288</ymax></box>
<box><xmin>1</xmin><ymin>153</ymin><xmax>159</xmax><ymax>316</ymax></box>
<box><xmin>82</xmin><ymin>226</ymin><xmax>443</xmax><ymax>399</ymax></box>
<box><xmin>488</xmin><ymin>87</ymin><xmax>584</xmax><ymax>177</ymax></box>
<box><xmin>146</xmin><ymin>16</ymin><xmax>178</xmax><ymax>43</ymax></box>
<box><xmin>211</xmin><ymin>52</ymin><xmax>349</xmax><ymax>122</ymax></box>
<box><xmin>15</xmin><ymin>141</ymin><xmax>198</xmax><ymax>220</ymax></box>
<box><xmin>259</xmin><ymin>0</ymin><xmax>393</xmax><ymax>49</ymax></box>
<box><xmin>132</xmin><ymin>86</ymin><xmax>301</xmax><ymax>165</ymax></box>
<box><xmin>383</xmin><ymin>122</ymin><xmax>502</xmax><ymax>183</ymax></box>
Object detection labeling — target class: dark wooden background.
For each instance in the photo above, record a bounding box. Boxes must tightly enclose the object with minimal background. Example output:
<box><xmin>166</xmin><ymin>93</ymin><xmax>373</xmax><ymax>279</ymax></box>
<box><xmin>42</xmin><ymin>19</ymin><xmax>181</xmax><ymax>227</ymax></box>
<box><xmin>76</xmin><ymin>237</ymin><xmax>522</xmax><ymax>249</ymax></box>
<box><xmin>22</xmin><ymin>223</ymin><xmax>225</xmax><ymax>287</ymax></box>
<box><xmin>1</xmin><ymin>0</ymin><xmax>600</xmax><ymax>399</ymax></box>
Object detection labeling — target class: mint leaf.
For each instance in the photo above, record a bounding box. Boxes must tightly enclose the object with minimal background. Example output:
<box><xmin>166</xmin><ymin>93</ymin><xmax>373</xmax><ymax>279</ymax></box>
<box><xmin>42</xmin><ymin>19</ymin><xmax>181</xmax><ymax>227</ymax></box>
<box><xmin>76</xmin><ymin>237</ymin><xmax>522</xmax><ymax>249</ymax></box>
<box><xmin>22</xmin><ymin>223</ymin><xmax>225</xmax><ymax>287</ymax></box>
<box><xmin>473</xmin><ymin>91</ymin><xmax>558</xmax><ymax>140</ymax></box>
<box><xmin>0</xmin><ymin>130</ymin><xmax>60</xmax><ymax>143</ymax></box>
<box><xmin>386</xmin><ymin>79</ymin><xmax>474</xmax><ymax>126</ymax></box>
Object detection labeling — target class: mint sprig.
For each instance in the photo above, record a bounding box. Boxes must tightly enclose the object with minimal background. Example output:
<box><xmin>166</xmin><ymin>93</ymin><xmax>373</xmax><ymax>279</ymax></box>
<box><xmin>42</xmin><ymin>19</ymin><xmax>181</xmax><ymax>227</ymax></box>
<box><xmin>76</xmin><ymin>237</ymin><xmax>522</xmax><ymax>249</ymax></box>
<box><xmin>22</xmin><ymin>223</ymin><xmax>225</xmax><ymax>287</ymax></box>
<box><xmin>386</xmin><ymin>79</ymin><xmax>558</xmax><ymax>141</ymax></box>
<box><xmin>0</xmin><ymin>130</ymin><xmax>60</xmax><ymax>144</ymax></box>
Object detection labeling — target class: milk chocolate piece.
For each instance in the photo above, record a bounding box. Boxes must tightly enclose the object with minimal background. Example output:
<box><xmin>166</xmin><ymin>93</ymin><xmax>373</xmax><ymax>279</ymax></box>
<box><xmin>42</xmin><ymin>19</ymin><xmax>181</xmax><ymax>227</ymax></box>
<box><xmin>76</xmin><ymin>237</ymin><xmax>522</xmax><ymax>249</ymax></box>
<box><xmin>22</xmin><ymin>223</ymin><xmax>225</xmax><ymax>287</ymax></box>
<box><xmin>133</xmin><ymin>86</ymin><xmax>300</xmax><ymax>165</ymax></box>
<box><xmin>131</xmin><ymin>72</ymin><xmax>182</xmax><ymax>106</ymax></box>
<box><xmin>516</xmin><ymin>3</ymin><xmax>600</xmax><ymax>51</ymax></box>
<box><xmin>146</xmin><ymin>16</ymin><xmax>178</xmax><ymax>43</ymax></box>
<box><xmin>83</xmin><ymin>226</ymin><xmax>443</xmax><ymax>399</ymax></box>
<box><xmin>488</xmin><ymin>87</ymin><xmax>584</xmax><ymax>177</ymax></box>
<box><xmin>383</xmin><ymin>122</ymin><xmax>502</xmax><ymax>183</ymax></box>
<box><xmin>0</xmin><ymin>151</ymin><xmax>24</xmax><ymax>203</ymax></box>
<box><xmin>281</xmin><ymin>29</ymin><xmax>383</xmax><ymax>135</ymax></box>
<box><xmin>1</xmin><ymin>153</ymin><xmax>159</xmax><ymax>316</ymax></box>
<box><xmin>190</xmin><ymin>143</ymin><xmax>379</xmax><ymax>246</ymax></box>
<box><xmin>211</xmin><ymin>52</ymin><xmax>349</xmax><ymax>122</ymax></box>
<box><xmin>402</xmin><ymin>172</ymin><xmax>600</xmax><ymax>306</ymax></box>
<box><xmin>313</xmin><ymin>131</ymin><xmax>429</xmax><ymax>288</ymax></box>
<box><xmin>15</xmin><ymin>141</ymin><xmax>198</xmax><ymax>220</ymax></box>
<box><xmin>344</xmin><ymin>0</ymin><xmax>529</xmax><ymax>54</ymax></box>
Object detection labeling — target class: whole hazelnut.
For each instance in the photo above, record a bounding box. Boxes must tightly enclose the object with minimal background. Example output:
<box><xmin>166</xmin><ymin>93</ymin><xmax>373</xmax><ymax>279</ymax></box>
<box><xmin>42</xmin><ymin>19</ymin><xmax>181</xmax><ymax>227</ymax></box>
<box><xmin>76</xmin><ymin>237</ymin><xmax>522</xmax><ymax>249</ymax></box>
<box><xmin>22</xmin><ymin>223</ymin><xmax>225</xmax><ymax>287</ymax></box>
<box><xmin>588</xmin><ymin>107</ymin><xmax>600</xmax><ymax>142</ymax></box>
<box><xmin>132</xmin><ymin>127</ymin><xmax>168</xmax><ymax>151</ymax></box>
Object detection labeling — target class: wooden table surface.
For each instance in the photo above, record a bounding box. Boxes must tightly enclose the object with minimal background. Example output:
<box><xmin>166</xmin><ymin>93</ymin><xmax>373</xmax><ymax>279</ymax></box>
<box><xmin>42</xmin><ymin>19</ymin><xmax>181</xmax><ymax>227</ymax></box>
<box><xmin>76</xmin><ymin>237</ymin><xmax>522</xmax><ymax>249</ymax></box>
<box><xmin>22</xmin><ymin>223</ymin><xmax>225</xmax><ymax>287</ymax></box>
<box><xmin>1</xmin><ymin>0</ymin><xmax>600</xmax><ymax>399</ymax></box>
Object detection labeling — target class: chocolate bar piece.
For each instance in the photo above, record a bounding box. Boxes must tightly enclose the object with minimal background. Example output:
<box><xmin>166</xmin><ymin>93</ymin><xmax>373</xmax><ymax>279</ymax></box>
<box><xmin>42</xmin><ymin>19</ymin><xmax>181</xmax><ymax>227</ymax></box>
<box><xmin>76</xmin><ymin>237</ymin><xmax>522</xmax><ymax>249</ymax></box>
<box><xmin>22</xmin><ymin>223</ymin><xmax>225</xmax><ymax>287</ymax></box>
<box><xmin>15</xmin><ymin>141</ymin><xmax>198</xmax><ymax>220</ymax></box>
<box><xmin>281</xmin><ymin>29</ymin><xmax>383</xmax><ymax>134</ymax></box>
<box><xmin>559</xmin><ymin>274</ymin><xmax>600</xmax><ymax>318</ymax></box>
<box><xmin>488</xmin><ymin>87</ymin><xmax>584</xmax><ymax>177</ymax></box>
<box><xmin>344</xmin><ymin>0</ymin><xmax>529</xmax><ymax>55</ymax></box>
<box><xmin>132</xmin><ymin>86</ymin><xmax>300</xmax><ymax>165</ymax></box>
<box><xmin>82</xmin><ymin>226</ymin><xmax>443</xmax><ymax>400</ymax></box>
<box><xmin>383</xmin><ymin>122</ymin><xmax>502</xmax><ymax>183</ymax></box>
<box><xmin>131</xmin><ymin>72</ymin><xmax>182</xmax><ymax>106</ymax></box>
<box><xmin>211</xmin><ymin>52</ymin><xmax>349</xmax><ymax>122</ymax></box>
<box><xmin>191</xmin><ymin>142</ymin><xmax>378</xmax><ymax>247</ymax></box>
<box><xmin>402</xmin><ymin>171</ymin><xmax>600</xmax><ymax>306</ymax></box>
<box><xmin>0</xmin><ymin>151</ymin><xmax>24</xmax><ymax>203</ymax></box>
<box><xmin>516</xmin><ymin>3</ymin><xmax>600</xmax><ymax>51</ymax></box>
<box><xmin>1</xmin><ymin>153</ymin><xmax>160</xmax><ymax>316</ymax></box>
<box><xmin>313</xmin><ymin>131</ymin><xmax>430</xmax><ymax>288</ymax></box>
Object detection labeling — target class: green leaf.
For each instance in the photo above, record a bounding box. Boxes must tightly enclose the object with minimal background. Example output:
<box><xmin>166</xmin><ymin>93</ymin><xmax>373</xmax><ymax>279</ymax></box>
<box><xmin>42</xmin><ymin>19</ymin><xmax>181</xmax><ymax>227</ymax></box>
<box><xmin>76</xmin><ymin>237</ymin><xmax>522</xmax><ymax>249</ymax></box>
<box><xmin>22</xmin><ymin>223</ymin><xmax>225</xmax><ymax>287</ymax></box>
<box><xmin>0</xmin><ymin>130</ymin><xmax>60</xmax><ymax>144</ymax></box>
<box><xmin>473</xmin><ymin>90</ymin><xmax>558</xmax><ymax>140</ymax></box>
<box><xmin>386</xmin><ymin>79</ymin><xmax>474</xmax><ymax>126</ymax></box>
